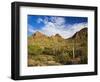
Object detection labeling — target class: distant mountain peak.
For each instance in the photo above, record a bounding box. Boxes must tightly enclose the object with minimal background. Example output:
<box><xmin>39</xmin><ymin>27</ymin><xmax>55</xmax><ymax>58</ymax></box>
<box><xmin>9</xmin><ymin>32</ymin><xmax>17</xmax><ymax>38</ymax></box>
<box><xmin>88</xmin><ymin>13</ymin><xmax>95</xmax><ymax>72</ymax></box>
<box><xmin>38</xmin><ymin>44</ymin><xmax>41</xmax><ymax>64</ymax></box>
<box><xmin>50</xmin><ymin>33</ymin><xmax>63</xmax><ymax>38</ymax></box>
<box><xmin>71</xmin><ymin>28</ymin><xmax>87</xmax><ymax>41</ymax></box>
<box><xmin>55</xmin><ymin>34</ymin><xmax>62</xmax><ymax>38</ymax></box>
<box><xmin>32</xmin><ymin>31</ymin><xmax>46</xmax><ymax>38</ymax></box>
<box><xmin>34</xmin><ymin>31</ymin><xmax>43</xmax><ymax>36</ymax></box>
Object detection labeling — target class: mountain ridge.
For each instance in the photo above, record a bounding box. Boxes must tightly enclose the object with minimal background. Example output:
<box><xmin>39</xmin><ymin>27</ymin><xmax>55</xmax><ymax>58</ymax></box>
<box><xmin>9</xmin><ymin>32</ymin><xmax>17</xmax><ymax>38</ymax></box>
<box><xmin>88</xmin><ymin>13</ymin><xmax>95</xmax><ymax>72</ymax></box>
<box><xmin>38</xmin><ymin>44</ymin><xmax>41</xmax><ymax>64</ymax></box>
<box><xmin>30</xmin><ymin>28</ymin><xmax>87</xmax><ymax>40</ymax></box>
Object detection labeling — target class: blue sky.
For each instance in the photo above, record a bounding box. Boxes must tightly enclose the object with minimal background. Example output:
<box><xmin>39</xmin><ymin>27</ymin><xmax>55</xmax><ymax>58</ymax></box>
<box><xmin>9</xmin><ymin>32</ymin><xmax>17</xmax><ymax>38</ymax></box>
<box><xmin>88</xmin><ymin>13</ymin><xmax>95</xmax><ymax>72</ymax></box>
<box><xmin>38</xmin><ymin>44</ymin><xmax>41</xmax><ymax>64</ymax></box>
<box><xmin>28</xmin><ymin>15</ymin><xmax>88</xmax><ymax>38</ymax></box>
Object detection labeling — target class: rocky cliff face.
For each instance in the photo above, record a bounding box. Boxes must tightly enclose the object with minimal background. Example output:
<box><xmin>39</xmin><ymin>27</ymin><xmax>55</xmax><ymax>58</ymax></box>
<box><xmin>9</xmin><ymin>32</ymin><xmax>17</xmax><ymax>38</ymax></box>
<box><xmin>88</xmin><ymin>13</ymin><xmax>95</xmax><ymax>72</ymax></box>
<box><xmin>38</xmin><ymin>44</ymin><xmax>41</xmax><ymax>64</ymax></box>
<box><xmin>71</xmin><ymin>28</ymin><xmax>87</xmax><ymax>41</ymax></box>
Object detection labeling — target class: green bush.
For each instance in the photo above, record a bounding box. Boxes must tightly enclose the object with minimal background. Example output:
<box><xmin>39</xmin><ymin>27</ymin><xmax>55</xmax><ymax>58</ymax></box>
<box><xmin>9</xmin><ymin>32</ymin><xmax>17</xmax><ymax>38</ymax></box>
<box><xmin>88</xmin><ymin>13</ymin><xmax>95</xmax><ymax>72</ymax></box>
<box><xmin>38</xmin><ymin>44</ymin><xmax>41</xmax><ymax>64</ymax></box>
<box><xmin>43</xmin><ymin>47</ymin><xmax>53</xmax><ymax>55</ymax></box>
<box><xmin>55</xmin><ymin>52</ymin><xmax>71</xmax><ymax>64</ymax></box>
<box><xmin>28</xmin><ymin>44</ymin><xmax>43</xmax><ymax>55</ymax></box>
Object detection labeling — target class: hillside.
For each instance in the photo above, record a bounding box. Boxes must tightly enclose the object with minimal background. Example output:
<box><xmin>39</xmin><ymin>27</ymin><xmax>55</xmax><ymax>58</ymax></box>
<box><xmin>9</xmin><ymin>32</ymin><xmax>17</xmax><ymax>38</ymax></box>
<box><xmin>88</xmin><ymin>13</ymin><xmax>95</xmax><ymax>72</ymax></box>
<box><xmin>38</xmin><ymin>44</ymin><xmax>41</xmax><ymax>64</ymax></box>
<box><xmin>28</xmin><ymin>28</ymin><xmax>88</xmax><ymax>66</ymax></box>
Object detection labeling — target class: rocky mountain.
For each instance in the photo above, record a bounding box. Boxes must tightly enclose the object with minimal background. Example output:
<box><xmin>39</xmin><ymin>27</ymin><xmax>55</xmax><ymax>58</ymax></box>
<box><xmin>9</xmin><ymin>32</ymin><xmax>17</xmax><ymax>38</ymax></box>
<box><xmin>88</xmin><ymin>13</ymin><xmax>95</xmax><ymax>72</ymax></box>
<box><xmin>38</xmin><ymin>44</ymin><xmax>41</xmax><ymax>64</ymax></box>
<box><xmin>29</xmin><ymin>28</ymin><xmax>87</xmax><ymax>42</ymax></box>
<box><xmin>71</xmin><ymin>28</ymin><xmax>87</xmax><ymax>41</ymax></box>
<box><xmin>32</xmin><ymin>31</ymin><xmax>47</xmax><ymax>39</ymax></box>
<box><xmin>66</xmin><ymin>28</ymin><xmax>87</xmax><ymax>43</ymax></box>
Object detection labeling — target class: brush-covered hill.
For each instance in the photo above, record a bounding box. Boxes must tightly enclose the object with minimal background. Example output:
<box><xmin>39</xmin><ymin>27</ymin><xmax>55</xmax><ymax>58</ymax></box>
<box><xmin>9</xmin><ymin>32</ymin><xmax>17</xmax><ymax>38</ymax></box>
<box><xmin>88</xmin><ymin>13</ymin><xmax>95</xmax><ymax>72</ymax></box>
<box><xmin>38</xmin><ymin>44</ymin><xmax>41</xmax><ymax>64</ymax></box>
<box><xmin>28</xmin><ymin>28</ymin><xmax>88</xmax><ymax>66</ymax></box>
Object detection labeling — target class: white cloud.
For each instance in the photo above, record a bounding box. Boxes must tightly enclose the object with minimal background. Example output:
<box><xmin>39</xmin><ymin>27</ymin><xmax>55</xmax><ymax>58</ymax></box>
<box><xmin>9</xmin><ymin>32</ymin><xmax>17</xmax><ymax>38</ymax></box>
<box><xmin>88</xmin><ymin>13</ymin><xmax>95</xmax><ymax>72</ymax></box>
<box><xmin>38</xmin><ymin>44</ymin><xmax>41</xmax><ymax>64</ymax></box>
<box><xmin>28</xmin><ymin>24</ymin><xmax>36</xmax><ymax>33</ymax></box>
<box><xmin>39</xmin><ymin>22</ymin><xmax>87</xmax><ymax>39</ymax></box>
<box><xmin>40</xmin><ymin>17</ymin><xmax>87</xmax><ymax>39</ymax></box>
<box><xmin>44</xmin><ymin>17</ymin><xmax>49</xmax><ymax>24</ymax></box>
<box><xmin>29</xmin><ymin>17</ymin><xmax>87</xmax><ymax>39</ymax></box>
<box><xmin>50</xmin><ymin>17</ymin><xmax>65</xmax><ymax>26</ymax></box>
<box><xmin>37</xmin><ymin>18</ymin><xmax>43</xmax><ymax>23</ymax></box>
<box><xmin>61</xmin><ymin>23</ymin><xmax>87</xmax><ymax>38</ymax></box>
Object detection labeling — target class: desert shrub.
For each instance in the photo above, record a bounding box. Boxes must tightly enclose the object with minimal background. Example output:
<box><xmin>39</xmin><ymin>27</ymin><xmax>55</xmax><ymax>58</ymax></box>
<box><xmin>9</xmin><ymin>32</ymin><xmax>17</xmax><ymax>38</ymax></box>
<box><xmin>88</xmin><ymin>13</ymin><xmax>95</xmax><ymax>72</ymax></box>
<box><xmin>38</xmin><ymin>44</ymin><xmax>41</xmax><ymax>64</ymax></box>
<box><xmin>66</xmin><ymin>50</ymin><xmax>73</xmax><ymax>58</ymax></box>
<box><xmin>75</xmin><ymin>47</ymin><xmax>88</xmax><ymax>64</ymax></box>
<box><xmin>80</xmin><ymin>42</ymin><xmax>87</xmax><ymax>47</ymax></box>
<box><xmin>43</xmin><ymin>47</ymin><xmax>62</xmax><ymax>56</ymax></box>
<box><xmin>80</xmin><ymin>55</ymin><xmax>88</xmax><ymax>64</ymax></box>
<box><xmin>55</xmin><ymin>52</ymin><xmax>71</xmax><ymax>64</ymax></box>
<box><xmin>75</xmin><ymin>50</ymin><xmax>82</xmax><ymax>57</ymax></box>
<box><xmin>43</xmin><ymin>47</ymin><xmax>54</xmax><ymax>55</ymax></box>
<box><xmin>28</xmin><ymin>44</ymin><xmax>43</xmax><ymax>55</ymax></box>
<box><xmin>28</xmin><ymin>55</ymin><xmax>57</xmax><ymax>66</ymax></box>
<box><xmin>34</xmin><ymin>55</ymin><xmax>47</xmax><ymax>62</ymax></box>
